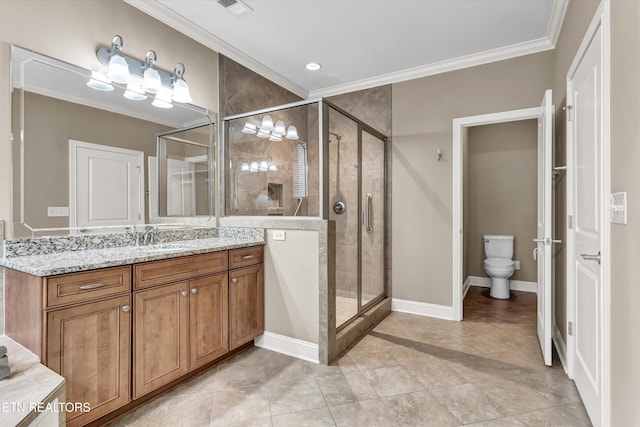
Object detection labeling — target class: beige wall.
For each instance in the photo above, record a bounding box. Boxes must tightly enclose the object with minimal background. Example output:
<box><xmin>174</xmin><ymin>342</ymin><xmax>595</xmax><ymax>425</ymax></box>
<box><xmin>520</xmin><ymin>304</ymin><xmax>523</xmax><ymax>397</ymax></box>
<box><xmin>263</xmin><ymin>229</ymin><xmax>320</xmax><ymax>344</ymax></box>
<box><xmin>465</xmin><ymin>120</ymin><xmax>538</xmax><ymax>283</ymax></box>
<box><xmin>0</xmin><ymin>0</ymin><xmax>219</xmax><ymax>237</ymax></box>
<box><xmin>610</xmin><ymin>1</ymin><xmax>640</xmax><ymax>424</ymax></box>
<box><xmin>392</xmin><ymin>51</ymin><xmax>554</xmax><ymax>306</ymax></box>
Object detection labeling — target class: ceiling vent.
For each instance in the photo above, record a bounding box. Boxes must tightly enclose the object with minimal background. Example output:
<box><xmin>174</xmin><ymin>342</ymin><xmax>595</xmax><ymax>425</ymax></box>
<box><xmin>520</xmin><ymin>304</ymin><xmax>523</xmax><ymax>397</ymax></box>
<box><xmin>217</xmin><ymin>0</ymin><xmax>253</xmax><ymax>16</ymax></box>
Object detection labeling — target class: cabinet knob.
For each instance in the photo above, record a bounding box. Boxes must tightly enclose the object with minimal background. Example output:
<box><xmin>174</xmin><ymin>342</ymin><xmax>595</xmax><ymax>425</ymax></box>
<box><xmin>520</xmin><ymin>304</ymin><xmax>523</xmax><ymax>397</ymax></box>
<box><xmin>231</xmin><ymin>278</ymin><xmax>238</xmax><ymax>283</ymax></box>
<box><xmin>180</xmin><ymin>291</ymin><xmax>188</xmax><ymax>297</ymax></box>
<box><xmin>191</xmin><ymin>288</ymin><xmax>197</xmax><ymax>294</ymax></box>
<box><xmin>122</xmin><ymin>305</ymin><xmax>130</xmax><ymax>313</ymax></box>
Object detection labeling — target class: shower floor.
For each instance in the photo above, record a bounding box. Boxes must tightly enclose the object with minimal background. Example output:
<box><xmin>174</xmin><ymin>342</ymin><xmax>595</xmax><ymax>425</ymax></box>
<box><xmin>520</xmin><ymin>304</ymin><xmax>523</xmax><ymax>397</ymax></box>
<box><xmin>336</xmin><ymin>294</ymin><xmax>383</xmax><ymax>327</ymax></box>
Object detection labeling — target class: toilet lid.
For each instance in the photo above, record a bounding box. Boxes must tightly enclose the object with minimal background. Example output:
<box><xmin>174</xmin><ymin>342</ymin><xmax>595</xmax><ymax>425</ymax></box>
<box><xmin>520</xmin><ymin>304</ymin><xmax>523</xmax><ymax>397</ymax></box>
<box><xmin>484</xmin><ymin>258</ymin><xmax>514</xmax><ymax>267</ymax></box>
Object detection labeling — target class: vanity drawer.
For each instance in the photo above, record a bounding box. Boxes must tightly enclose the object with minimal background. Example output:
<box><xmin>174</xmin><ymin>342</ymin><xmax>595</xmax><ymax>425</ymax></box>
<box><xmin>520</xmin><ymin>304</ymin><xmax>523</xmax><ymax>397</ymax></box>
<box><xmin>46</xmin><ymin>266</ymin><xmax>132</xmax><ymax>308</ymax></box>
<box><xmin>134</xmin><ymin>251</ymin><xmax>228</xmax><ymax>289</ymax></box>
<box><xmin>229</xmin><ymin>246</ymin><xmax>264</xmax><ymax>269</ymax></box>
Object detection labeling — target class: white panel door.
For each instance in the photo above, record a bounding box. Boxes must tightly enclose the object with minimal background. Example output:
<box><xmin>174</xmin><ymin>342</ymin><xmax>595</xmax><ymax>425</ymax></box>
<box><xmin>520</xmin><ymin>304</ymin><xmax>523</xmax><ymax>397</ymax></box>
<box><xmin>70</xmin><ymin>140</ymin><xmax>144</xmax><ymax>228</ymax></box>
<box><xmin>535</xmin><ymin>89</ymin><xmax>553</xmax><ymax>366</ymax></box>
<box><xmin>568</xmin><ymin>22</ymin><xmax>604</xmax><ymax>426</ymax></box>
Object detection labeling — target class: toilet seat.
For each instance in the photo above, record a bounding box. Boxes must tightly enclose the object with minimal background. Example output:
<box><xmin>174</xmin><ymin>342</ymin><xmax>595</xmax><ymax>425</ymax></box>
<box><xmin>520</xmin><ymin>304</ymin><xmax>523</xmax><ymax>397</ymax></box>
<box><xmin>484</xmin><ymin>257</ymin><xmax>514</xmax><ymax>269</ymax></box>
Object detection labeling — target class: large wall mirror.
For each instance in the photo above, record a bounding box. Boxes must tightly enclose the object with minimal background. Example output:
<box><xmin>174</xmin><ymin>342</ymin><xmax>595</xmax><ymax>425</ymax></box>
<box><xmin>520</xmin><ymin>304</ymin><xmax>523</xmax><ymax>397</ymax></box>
<box><xmin>10</xmin><ymin>46</ymin><xmax>215</xmax><ymax>238</ymax></box>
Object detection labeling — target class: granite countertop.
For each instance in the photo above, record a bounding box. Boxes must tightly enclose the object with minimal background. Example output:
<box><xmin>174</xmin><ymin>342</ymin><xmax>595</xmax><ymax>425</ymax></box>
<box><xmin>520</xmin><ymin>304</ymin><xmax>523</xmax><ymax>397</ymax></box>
<box><xmin>0</xmin><ymin>336</ymin><xmax>65</xmax><ymax>427</ymax></box>
<box><xmin>0</xmin><ymin>235</ymin><xmax>265</xmax><ymax>277</ymax></box>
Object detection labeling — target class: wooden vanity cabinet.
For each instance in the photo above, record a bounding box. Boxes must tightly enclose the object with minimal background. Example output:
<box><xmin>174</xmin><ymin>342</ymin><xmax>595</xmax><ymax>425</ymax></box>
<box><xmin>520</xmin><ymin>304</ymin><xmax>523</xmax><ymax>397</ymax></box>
<box><xmin>5</xmin><ymin>245</ymin><xmax>264</xmax><ymax>425</ymax></box>
<box><xmin>132</xmin><ymin>252</ymin><xmax>231</xmax><ymax>398</ymax></box>
<box><xmin>4</xmin><ymin>266</ymin><xmax>133</xmax><ymax>427</ymax></box>
<box><xmin>229</xmin><ymin>247</ymin><xmax>264</xmax><ymax>350</ymax></box>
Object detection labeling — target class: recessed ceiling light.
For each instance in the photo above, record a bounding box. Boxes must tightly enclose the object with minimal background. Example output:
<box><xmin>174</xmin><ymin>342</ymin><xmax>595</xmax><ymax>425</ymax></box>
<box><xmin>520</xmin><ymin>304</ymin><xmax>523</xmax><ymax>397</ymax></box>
<box><xmin>306</xmin><ymin>62</ymin><xmax>321</xmax><ymax>71</ymax></box>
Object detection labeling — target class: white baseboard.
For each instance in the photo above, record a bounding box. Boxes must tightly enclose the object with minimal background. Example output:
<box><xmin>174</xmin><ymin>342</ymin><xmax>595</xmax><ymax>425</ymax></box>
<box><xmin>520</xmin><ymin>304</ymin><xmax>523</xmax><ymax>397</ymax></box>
<box><xmin>467</xmin><ymin>275</ymin><xmax>537</xmax><ymax>294</ymax></box>
<box><xmin>391</xmin><ymin>298</ymin><xmax>454</xmax><ymax>320</ymax></box>
<box><xmin>463</xmin><ymin>277</ymin><xmax>471</xmax><ymax>298</ymax></box>
<box><xmin>254</xmin><ymin>331</ymin><xmax>319</xmax><ymax>364</ymax></box>
<box><xmin>553</xmin><ymin>323</ymin><xmax>568</xmax><ymax>374</ymax></box>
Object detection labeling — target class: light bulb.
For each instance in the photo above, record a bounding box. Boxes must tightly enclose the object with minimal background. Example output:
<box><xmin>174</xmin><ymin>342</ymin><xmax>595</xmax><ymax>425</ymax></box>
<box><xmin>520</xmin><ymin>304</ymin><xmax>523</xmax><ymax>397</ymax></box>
<box><xmin>269</xmin><ymin>134</ymin><xmax>282</xmax><ymax>142</ymax></box>
<box><xmin>257</xmin><ymin>130</ymin><xmax>270</xmax><ymax>139</ymax></box>
<box><xmin>242</xmin><ymin>123</ymin><xmax>257</xmax><ymax>134</ymax></box>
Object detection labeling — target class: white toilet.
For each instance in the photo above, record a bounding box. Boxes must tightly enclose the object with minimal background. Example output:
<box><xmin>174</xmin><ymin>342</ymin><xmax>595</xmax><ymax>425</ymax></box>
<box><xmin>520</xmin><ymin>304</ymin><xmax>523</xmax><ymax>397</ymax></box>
<box><xmin>483</xmin><ymin>234</ymin><xmax>516</xmax><ymax>299</ymax></box>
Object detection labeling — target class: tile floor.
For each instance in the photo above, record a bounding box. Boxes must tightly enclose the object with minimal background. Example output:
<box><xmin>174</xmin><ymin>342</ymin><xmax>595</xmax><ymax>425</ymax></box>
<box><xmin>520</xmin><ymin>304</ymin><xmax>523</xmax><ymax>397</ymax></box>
<box><xmin>111</xmin><ymin>288</ymin><xmax>591</xmax><ymax>426</ymax></box>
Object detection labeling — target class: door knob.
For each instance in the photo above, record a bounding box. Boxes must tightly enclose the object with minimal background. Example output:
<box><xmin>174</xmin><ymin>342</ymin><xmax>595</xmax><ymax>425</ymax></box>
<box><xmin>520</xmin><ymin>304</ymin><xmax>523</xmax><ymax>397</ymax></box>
<box><xmin>191</xmin><ymin>288</ymin><xmax>197</xmax><ymax>294</ymax></box>
<box><xmin>532</xmin><ymin>247</ymin><xmax>540</xmax><ymax>261</ymax></box>
<box><xmin>231</xmin><ymin>278</ymin><xmax>238</xmax><ymax>283</ymax></box>
<box><xmin>580</xmin><ymin>251</ymin><xmax>601</xmax><ymax>265</ymax></box>
<box><xmin>122</xmin><ymin>305</ymin><xmax>130</xmax><ymax>312</ymax></box>
<box><xmin>180</xmin><ymin>290</ymin><xmax>188</xmax><ymax>297</ymax></box>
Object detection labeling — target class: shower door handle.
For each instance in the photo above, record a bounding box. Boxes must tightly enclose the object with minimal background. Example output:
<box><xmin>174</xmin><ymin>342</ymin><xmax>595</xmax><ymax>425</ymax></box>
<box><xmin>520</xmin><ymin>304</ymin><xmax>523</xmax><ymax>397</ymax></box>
<box><xmin>365</xmin><ymin>193</ymin><xmax>373</xmax><ymax>233</ymax></box>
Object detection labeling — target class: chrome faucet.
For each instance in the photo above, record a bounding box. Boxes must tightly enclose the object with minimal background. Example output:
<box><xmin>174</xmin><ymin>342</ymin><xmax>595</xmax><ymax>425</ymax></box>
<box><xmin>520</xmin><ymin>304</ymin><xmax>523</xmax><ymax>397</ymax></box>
<box><xmin>141</xmin><ymin>225</ymin><xmax>157</xmax><ymax>246</ymax></box>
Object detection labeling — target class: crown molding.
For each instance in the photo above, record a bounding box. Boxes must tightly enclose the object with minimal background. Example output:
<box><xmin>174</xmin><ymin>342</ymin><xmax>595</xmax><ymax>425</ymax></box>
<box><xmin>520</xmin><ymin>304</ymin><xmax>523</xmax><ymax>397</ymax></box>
<box><xmin>123</xmin><ymin>0</ymin><xmax>308</xmax><ymax>99</ymax></box>
<box><xmin>309</xmin><ymin>37</ymin><xmax>554</xmax><ymax>98</ymax></box>
<box><xmin>547</xmin><ymin>0</ymin><xmax>570</xmax><ymax>47</ymax></box>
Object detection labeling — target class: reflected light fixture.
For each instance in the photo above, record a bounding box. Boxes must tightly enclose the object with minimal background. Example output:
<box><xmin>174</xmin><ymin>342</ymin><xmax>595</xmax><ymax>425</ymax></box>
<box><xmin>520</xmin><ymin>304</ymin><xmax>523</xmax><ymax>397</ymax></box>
<box><xmin>257</xmin><ymin>129</ymin><xmax>270</xmax><ymax>139</ymax></box>
<box><xmin>241</xmin><ymin>162</ymin><xmax>250</xmax><ymax>172</ymax></box>
<box><xmin>142</xmin><ymin>50</ymin><xmax>162</xmax><ymax>94</ymax></box>
<box><xmin>152</xmin><ymin>87</ymin><xmax>173</xmax><ymax>109</ymax></box>
<box><xmin>171</xmin><ymin>63</ymin><xmax>192</xmax><ymax>103</ymax></box>
<box><xmin>259</xmin><ymin>161</ymin><xmax>269</xmax><ymax>172</ymax></box>
<box><xmin>86</xmin><ymin>71</ymin><xmax>114</xmax><ymax>91</ymax></box>
<box><xmin>286</xmin><ymin>125</ymin><xmax>299</xmax><ymax>140</ymax></box>
<box><xmin>250</xmin><ymin>161</ymin><xmax>259</xmax><ymax>172</ymax></box>
<box><xmin>260</xmin><ymin>115</ymin><xmax>274</xmax><ymax>132</ymax></box>
<box><xmin>106</xmin><ymin>35</ymin><xmax>129</xmax><ymax>84</ymax></box>
<box><xmin>273</xmin><ymin>120</ymin><xmax>286</xmax><ymax>136</ymax></box>
<box><xmin>123</xmin><ymin>76</ymin><xmax>147</xmax><ymax>100</ymax></box>
<box><xmin>269</xmin><ymin>164</ymin><xmax>277</xmax><ymax>171</ymax></box>
<box><xmin>242</xmin><ymin>122</ymin><xmax>257</xmax><ymax>134</ymax></box>
<box><xmin>269</xmin><ymin>134</ymin><xmax>282</xmax><ymax>142</ymax></box>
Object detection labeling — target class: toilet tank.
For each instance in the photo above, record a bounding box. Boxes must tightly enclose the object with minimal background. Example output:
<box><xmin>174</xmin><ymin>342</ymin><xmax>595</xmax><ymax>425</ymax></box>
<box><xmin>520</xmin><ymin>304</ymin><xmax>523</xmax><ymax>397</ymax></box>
<box><xmin>483</xmin><ymin>234</ymin><xmax>514</xmax><ymax>259</ymax></box>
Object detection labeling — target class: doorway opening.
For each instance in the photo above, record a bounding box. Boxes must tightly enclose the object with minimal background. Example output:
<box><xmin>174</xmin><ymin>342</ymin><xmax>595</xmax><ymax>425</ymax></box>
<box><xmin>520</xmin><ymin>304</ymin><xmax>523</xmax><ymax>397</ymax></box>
<box><xmin>453</xmin><ymin>90</ymin><xmax>555</xmax><ymax>365</ymax></box>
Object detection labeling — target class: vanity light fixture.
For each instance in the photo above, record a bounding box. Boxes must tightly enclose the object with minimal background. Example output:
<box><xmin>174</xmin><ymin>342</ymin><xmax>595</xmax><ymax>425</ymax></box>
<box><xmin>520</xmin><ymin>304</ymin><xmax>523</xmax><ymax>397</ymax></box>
<box><xmin>106</xmin><ymin>35</ymin><xmax>129</xmax><ymax>84</ymax></box>
<box><xmin>241</xmin><ymin>162</ymin><xmax>250</xmax><ymax>171</ymax></box>
<box><xmin>269</xmin><ymin>134</ymin><xmax>282</xmax><ymax>142</ymax></box>
<box><xmin>142</xmin><ymin>50</ymin><xmax>162</xmax><ymax>94</ymax></box>
<box><xmin>259</xmin><ymin>161</ymin><xmax>269</xmax><ymax>172</ymax></box>
<box><xmin>171</xmin><ymin>63</ymin><xmax>193</xmax><ymax>103</ymax></box>
<box><xmin>86</xmin><ymin>71</ymin><xmax>114</xmax><ymax>91</ymax></box>
<box><xmin>250</xmin><ymin>161</ymin><xmax>259</xmax><ymax>172</ymax></box>
<box><xmin>256</xmin><ymin>129</ymin><xmax>270</xmax><ymax>139</ymax></box>
<box><xmin>94</xmin><ymin>35</ymin><xmax>196</xmax><ymax>108</ymax></box>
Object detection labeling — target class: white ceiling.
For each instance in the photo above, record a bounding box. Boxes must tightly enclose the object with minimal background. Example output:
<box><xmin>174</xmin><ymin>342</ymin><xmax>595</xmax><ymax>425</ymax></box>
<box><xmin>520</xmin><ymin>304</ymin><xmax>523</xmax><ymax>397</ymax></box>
<box><xmin>126</xmin><ymin>0</ymin><xmax>567</xmax><ymax>98</ymax></box>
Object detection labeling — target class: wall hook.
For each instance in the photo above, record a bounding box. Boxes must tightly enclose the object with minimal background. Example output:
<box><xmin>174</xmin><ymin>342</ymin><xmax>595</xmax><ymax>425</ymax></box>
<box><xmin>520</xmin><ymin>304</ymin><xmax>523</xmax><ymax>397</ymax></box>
<box><xmin>436</xmin><ymin>149</ymin><xmax>443</xmax><ymax>161</ymax></box>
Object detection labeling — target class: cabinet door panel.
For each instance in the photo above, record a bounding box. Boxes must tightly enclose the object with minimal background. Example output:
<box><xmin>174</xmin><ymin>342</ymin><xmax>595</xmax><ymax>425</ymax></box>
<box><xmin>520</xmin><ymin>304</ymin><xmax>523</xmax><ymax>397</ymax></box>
<box><xmin>47</xmin><ymin>294</ymin><xmax>131</xmax><ymax>425</ymax></box>
<box><xmin>189</xmin><ymin>272</ymin><xmax>229</xmax><ymax>370</ymax></box>
<box><xmin>229</xmin><ymin>265</ymin><xmax>264</xmax><ymax>350</ymax></box>
<box><xmin>134</xmin><ymin>282</ymin><xmax>188</xmax><ymax>398</ymax></box>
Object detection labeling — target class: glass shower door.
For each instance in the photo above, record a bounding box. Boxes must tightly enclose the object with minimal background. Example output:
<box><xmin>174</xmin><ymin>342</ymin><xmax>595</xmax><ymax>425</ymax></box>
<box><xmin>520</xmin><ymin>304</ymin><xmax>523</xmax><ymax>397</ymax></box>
<box><xmin>361</xmin><ymin>130</ymin><xmax>385</xmax><ymax>308</ymax></box>
<box><xmin>329</xmin><ymin>106</ymin><xmax>386</xmax><ymax>330</ymax></box>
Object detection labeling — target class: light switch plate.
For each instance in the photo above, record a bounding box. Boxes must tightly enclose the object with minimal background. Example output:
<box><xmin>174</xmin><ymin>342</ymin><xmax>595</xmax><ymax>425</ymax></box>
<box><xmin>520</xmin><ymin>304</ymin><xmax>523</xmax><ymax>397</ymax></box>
<box><xmin>610</xmin><ymin>192</ymin><xmax>627</xmax><ymax>224</ymax></box>
<box><xmin>47</xmin><ymin>206</ymin><xmax>69</xmax><ymax>217</ymax></box>
<box><xmin>273</xmin><ymin>230</ymin><xmax>286</xmax><ymax>241</ymax></box>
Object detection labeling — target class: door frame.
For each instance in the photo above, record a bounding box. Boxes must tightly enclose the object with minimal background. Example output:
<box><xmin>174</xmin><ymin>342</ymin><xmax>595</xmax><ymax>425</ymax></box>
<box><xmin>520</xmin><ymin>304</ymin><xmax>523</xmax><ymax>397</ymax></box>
<box><xmin>566</xmin><ymin>2</ymin><xmax>610</xmax><ymax>425</ymax></box>
<box><xmin>452</xmin><ymin>105</ymin><xmax>546</xmax><ymax>322</ymax></box>
<box><xmin>69</xmin><ymin>140</ymin><xmax>145</xmax><ymax>228</ymax></box>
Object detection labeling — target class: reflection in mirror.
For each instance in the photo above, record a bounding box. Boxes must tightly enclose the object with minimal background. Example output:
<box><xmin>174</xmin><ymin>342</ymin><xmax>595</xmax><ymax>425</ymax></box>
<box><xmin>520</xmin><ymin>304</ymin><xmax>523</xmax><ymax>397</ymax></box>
<box><xmin>156</xmin><ymin>124</ymin><xmax>212</xmax><ymax>218</ymax></box>
<box><xmin>10</xmin><ymin>46</ymin><xmax>215</xmax><ymax>237</ymax></box>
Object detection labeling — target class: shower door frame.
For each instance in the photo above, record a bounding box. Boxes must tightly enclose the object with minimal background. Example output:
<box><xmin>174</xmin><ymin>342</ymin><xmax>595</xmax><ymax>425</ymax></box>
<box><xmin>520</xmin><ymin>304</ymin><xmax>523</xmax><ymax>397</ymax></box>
<box><xmin>322</xmin><ymin>100</ymin><xmax>388</xmax><ymax>332</ymax></box>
